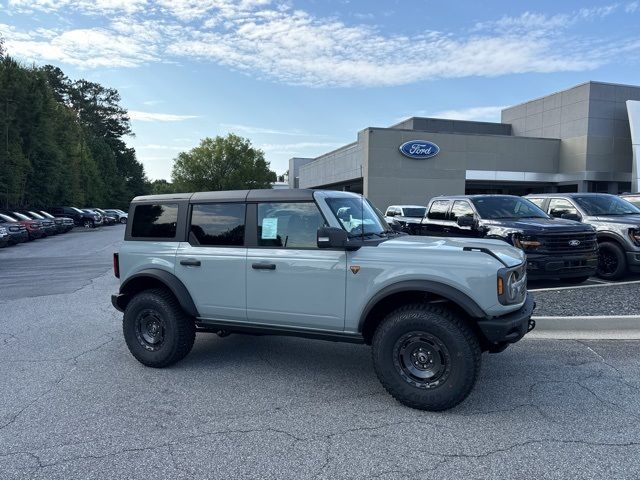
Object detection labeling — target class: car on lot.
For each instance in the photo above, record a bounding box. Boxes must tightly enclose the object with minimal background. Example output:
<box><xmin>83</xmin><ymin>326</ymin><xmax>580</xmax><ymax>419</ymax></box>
<box><xmin>0</xmin><ymin>210</ymin><xmax>44</xmax><ymax>240</ymax></box>
<box><xmin>0</xmin><ymin>213</ymin><xmax>29</xmax><ymax>244</ymax></box>
<box><xmin>82</xmin><ymin>209</ymin><xmax>104</xmax><ymax>227</ymax></box>
<box><xmin>620</xmin><ymin>194</ymin><xmax>640</xmax><ymax>208</ymax></box>
<box><xmin>384</xmin><ymin>205</ymin><xmax>427</xmax><ymax>234</ymax></box>
<box><xmin>14</xmin><ymin>210</ymin><xmax>58</xmax><ymax>236</ymax></box>
<box><xmin>49</xmin><ymin>206</ymin><xmax>101</xmax><ymax>228</ymax></box>
<box><xmin>111</xmin><ymin>189</ymin><xmax>535</xmax><ymax>411</ymax></box>
<box><xmin>0</xmin><ymin>226</ymin><xmax>9</xmax><ymax>247</ymax></box>
<box><xmin>527</xmin><ymin>193</ymin><xmax>640</xmax><ymax>279</ymax></box>
<box><xmin>38</xmin><ymin>210</ymin><xmax>74</xmax><ymax>233</ymax></box>
<box><xmin>103</xmin><ymin>208</ymin><xmax>128</xmax><ymax>224</ymax></box>
<box><xmin>89</xmin><ymin>208</ymin><xmax>116</xmax><ymax>225</ymax></box>
<box><xmin>413</xmin><ymin>195</ymin><xmax>598</xmax><ymax>283</ymax></box>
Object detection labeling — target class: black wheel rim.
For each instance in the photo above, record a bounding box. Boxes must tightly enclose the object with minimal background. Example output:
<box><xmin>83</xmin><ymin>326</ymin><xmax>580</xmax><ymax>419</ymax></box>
<box><xmin>393</xmin><ymin>331</ymin><xmax>451</xmax><ymax>389</ymax></box>
<box><xmin>598</xmin><ymin>249</ymin><xmax>618</xmax><ymax>275</ymax></box>
<box><xmin>135</xmin><ymin>309</ymin><xmax>166</xmax><ymax>351</ymax></box>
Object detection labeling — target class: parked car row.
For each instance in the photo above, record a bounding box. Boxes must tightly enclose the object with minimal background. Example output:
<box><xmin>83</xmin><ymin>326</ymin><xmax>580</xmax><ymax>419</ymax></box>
<box><xmin>0</xmin><ymin>206</ymin><xmax>127</xmax><ymax>248</ymax></box>
<box><xmin>386</xmin><ymin>192</ymin><xmax>640</xmax><ymax>283</ymax></box>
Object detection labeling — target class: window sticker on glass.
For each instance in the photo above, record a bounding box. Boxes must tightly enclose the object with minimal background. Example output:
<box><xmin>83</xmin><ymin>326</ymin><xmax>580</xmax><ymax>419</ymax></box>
<box><xmin>261</xmin><ymin>217</ymin><xmax>278</xmax><ymax>239</ymax></box>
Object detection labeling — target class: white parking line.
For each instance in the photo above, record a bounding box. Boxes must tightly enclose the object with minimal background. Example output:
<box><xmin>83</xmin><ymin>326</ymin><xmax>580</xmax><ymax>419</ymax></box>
<box><xmin>529</xmin><ymin>314</ymin><xmax>640</xmax><ymax>339</ymax></box>
<box><xmin>530</xmin><ymin>279</ymin><xmax>640</xmax><ymax>292</ymax></box>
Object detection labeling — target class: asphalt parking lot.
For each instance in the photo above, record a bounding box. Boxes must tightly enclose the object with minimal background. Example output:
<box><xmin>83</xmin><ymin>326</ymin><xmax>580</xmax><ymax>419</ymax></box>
<box><xmin>1</xmin><ymin>228</ymin><xmax>640</xmax><ymax>479</ymax></box>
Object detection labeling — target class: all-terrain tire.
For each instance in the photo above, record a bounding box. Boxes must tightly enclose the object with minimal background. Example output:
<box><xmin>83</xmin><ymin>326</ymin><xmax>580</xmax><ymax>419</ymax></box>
<box><xmin>596</xmin><ymin>241</ymin><xmax>627</xmax><ymax>280</ymax></box>
<box><xmin>123</xmin><ymin>288</ymin><xmax>196</xmax><ymax>368</ymax></box>
<box><xmin>372</xmin><ymin>303</ymin><xmax>481</xmax><ymax>411</ymax></box>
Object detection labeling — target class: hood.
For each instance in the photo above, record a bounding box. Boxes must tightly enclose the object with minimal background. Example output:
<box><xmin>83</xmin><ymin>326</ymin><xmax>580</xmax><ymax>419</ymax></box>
<box><xmin>481</xmin><ymin>217</ymin><xmax>592</xmax><ymax>233</ymax></box>
<box><xmin>590</xmin><ymin>214</ymin><xmax>640</xmax><ymax>225</ymax></box>
<box><xmin>377</xmin><ymin>235</ymin><xmax>524</xmax><ymax>267</ymax></box>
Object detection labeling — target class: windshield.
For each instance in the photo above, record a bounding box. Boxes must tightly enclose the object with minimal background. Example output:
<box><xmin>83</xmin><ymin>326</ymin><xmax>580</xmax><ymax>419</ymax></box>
<box><xmin>0</xmin><ymin>213</ymin><xmax>17</xmax><ymax>222</ymax></box>
<box><xmin>12</xmin><ymin>212</ymin><xmax>31</xmax><ymax>221</ymax></box>
<box><xmin>70</xmin><ymin>207</ymin><xmax>84</xmax><ymax>214</ymax></box>
<box><xmin>471</xmin><ymin>197</ymin><xmax>549</xmax><ymax>220</ymax></box>
<box><xmin>39</xmin><ymin>211</ymin><xmax>54</xmax><ymax>218</ymax></box>
<box><xmin>402</xmin><ymin>207</ymin><xmax>426</xmax><ymax>217</ymax></box>
<box><xmin>326</xmin><ymin>196</ymin><xmax>389</xmax><ymax>237</ymax></box>
<box><xmin>573</xmin><ymin>195</ymin><xmax>640</xmax><ymax>216</ymax></box>
<box><xmin>28</xmin><ymin>211</ymin><xmax>45</xmax><ymax>219</ymax></box>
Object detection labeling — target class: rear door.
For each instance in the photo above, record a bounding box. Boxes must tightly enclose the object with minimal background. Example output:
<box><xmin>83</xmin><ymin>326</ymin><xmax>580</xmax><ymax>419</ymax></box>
<box><xmin>423</xmin><ymin>200</ymin><xmax>451</xmax><ymax>236</ymax></box>
<box><xmin>246</xmin><ymin>201</ymin><xmax>347</xmax><ymax>330</ymax></box>
<box><xmin>174</xmin><ymin>202</ymin><xmax>247</xmax><ymax>321</ymax></box>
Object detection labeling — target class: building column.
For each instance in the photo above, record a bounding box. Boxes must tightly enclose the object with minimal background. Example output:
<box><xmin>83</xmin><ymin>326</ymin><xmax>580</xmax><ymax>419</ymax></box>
<box><xmin>627</xmin><ymin>101</ymin><xmax>640</xmax><ymax>193</ymax></box>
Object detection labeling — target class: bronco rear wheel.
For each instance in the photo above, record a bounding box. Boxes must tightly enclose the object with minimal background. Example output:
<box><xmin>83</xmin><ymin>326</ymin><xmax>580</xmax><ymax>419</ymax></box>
<box><xmin>123</xmin><ymin>288</ymin><xmax>195</xmax><ymax>368</ymax></box>
<box><xmin>372</xmin><ymin>303</ymin><xmax>481</xmax><ymax>411</ymax></box>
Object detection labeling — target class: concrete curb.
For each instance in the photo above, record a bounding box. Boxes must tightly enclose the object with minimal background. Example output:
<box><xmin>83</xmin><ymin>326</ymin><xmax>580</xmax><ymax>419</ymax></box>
<box><xmin>528</xmin><ymin>315</ymin><xmax>640</xmax><ymax>339</ymax></box>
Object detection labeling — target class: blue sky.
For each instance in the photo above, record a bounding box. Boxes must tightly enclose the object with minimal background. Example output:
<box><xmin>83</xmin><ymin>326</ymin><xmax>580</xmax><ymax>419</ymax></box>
<box><xmin>1</xmin><ymin>0</ymin><xmax>640</xmax><ymax>180</ymax></box>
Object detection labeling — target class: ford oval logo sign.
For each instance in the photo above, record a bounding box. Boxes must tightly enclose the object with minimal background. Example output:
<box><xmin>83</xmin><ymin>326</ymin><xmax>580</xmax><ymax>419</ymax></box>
<box><xmin>569</xmin><ymin>239</ymin><xmax>581</xmax><ymax>247</ymax></box>
<box><xmin>399</xmin><ymin>140</ymin><xmax>440</xmax><ymax>159</ymax></box>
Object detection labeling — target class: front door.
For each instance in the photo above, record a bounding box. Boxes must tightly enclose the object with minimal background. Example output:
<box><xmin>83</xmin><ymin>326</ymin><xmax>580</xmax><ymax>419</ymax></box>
<box><xmin>175</xmin><ymin>202</ymin><xmax>247</xmax><ymax>321</ymax></box>
<box><xmin>246</xmin><ymin>201</ymin><xmax>347</xmax><ymax>331</ymax></box>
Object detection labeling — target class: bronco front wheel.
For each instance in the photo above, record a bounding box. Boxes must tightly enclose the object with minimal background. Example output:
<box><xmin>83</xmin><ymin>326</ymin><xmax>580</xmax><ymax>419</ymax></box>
<box><xmin>372</xmin><ymin>303</ymin><xmax>481</xmax><ymax>411</ymax></box>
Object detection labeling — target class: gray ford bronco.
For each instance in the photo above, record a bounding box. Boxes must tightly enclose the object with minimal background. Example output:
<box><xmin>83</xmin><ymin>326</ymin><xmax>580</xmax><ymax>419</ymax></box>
<box><xmin>112</xmin><ymin>189</ymin><xmax>535</xmax><ymax>411</ymax></box>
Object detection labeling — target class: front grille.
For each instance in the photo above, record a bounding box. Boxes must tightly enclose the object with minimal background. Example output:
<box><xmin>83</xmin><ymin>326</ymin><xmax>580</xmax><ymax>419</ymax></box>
<box><xmin>540</xmin><ymin>232</ymin><xmax>598</xmax><ymax>253</ymax></box>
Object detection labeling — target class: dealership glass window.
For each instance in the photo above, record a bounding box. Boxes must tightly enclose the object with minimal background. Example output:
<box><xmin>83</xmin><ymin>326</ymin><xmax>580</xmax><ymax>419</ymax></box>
<box><xmin>427</xmin><ymin>201</ymin><xmax>451</xmax><ymax>220</ymax></box>
<box><xmin>189</xmin><ymin>203</ymin><xmax>246</xmax><ymax>246</ymax></box>
<box><xmin>257</xmin><ymin>202</ymin><xmax>326</xmax><ymax>248</ymax></box>
<box><xmin>131</xmin><ymin>203</ymin><xmax>178</xmax><ymax>238</ymax></box>
<box><xmin>450</xmin><ymin>201</ymin><xmax>474</xmax><ymax>222</ymax></box>
<box><xmin>548</xmin><ymin>199</ymin><xmax>579</xmax><ymax>218</ymax></box>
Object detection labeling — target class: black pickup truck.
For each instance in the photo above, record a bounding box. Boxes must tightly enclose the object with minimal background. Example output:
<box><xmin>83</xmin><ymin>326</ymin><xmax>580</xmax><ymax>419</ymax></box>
<box><xmin>410</xmin><ymin>195</ymin><xmax>598</xmax><ymax>283</ymax></box>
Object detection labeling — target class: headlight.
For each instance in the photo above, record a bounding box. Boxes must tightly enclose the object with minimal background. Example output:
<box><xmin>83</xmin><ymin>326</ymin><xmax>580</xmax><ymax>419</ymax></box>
<box><xmin>497</xmin><ymin>263</ymin><xmax>527</xmax><ymax>305</ymax></box>
<box><xmin>629</xmin><ymin>228</ymin><xmax>640</xmax><ymax>246</ymax></box>
<box><xmin>512</xmin><ymin>233</ymin><xmax>541</xmax><ymax>250</ymax></box>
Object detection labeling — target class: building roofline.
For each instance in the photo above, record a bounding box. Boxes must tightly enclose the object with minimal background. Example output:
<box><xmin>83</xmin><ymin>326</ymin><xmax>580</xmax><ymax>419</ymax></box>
<box><xmin>503</xmin><ymin>80</ymin><xmax>640</xmax><ymax>111</ymax></box>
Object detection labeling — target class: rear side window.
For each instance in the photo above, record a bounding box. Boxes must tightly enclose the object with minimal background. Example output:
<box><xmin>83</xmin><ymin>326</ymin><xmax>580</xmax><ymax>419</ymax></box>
<box><xmin>549</xmin><ymin>199</ymin><xmax>578</xmax><ymax>218</ymax></box>
<box><xmin>257</xmin><ymin>202</ymin><xmax>326</xmax><ymax>248</ymax></box>
<box><xmin>189</xmin><ymin>203</ymin><xmax>246</xmax><ymax>246</ymax></box>
<box><xmin>427</xmin><ymin>201</ymin><xmax>450</xmax><ymax>220</ymax></box>
<box><xmin>131</xmin><ymin>203</ymin><xmax>178</xmax><ymax>238</ymax></box>
<box><xmin>527</xmin><ymin>198</ymin><xmax>545</xmax><ymax>208</ymax></box>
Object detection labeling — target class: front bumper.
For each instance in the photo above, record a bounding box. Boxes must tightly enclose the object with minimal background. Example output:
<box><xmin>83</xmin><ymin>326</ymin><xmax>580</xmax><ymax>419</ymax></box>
<box><xmin>526</xmin><ymin>251</ymin><xmax>598</xmax><ymax>279</ymax></box>
<box><xmin>8</xmin><ymin>231</ymin><xmax>29</xmax><ymax>244</ymax></box>
<box><xmin>477</xmin><ymin>293</ymin><xmax>535</xmax><ymax>349</ymax></box>
<box><xmin>111</xmin><ymin>294</ymin><xmax>126</xmax><ymax>312</ymax></box>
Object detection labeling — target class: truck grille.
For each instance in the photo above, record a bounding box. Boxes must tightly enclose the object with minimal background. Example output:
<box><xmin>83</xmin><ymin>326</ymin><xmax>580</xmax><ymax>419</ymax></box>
<box><xmin>540</xmin><ymin>232</ymin><xmax>598</xmax><ymax>253</ymax></box>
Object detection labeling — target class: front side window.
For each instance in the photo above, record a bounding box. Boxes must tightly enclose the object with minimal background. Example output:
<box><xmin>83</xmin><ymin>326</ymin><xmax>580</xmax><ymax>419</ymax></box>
<box><xmin>325</xmin><ymin>197</ymin><xmax>387</xmax><ymax>237</ymax></box>
<box><xmin>573</xmin><ymin>195</ymin><xmax>640</xmax><ymax>216</ymax></box>
<box><xmin>190</xmin><ymin>203</ymin><xmax>245</xmax><ymax>246</ymax></box>
<box><xmin>258</xmin><ymin>202</ymin><xmax>326</xmax><ymax>248</ymax></box>
<box><xmin>471</xmin><ymin>197</ymin><xmax>549</xmax><ymax>220</ymax></box>
<box><xmin>131</xmin><ymin>203</ymin><xmax>178</xmax><ymax>238</ymax></box>
<box><xmin>450</xmin><ymin>201</ymin><xmax>474</xmax><ymax>221</ymax></box>
<box><xmin>427</xmin><ymin>201</ymin><xmax>451</xmax><ymax>220</ymax></box>
<box><xmin>549</xmin><ymin>199</ymin><xmax>578</xmax><ymax>218</ymax></box>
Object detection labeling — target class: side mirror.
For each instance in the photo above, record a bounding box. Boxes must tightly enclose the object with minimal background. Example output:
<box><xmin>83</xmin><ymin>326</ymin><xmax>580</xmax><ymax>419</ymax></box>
<box><xmin>457</xmin><ymin>215</ymin><xmax>475</xmax><ymax>228</ymax></box>
<box><xmin>561</xmin><ymin>213</ymin><xmax>581</xmax><ymax>222</ymax></box>
<box><xmin>317</xmin><ymin>227</ymin><xmax>349</xmax><ymax>249</ymax></box>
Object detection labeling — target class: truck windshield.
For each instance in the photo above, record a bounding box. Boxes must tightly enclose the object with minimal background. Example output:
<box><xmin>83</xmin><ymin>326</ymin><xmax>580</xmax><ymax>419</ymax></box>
<box><xmin>402</xmin><ymin>207</ymin><xmax>426</xmax><ymax>217</ymax></box>
<box><xmin>573</xmin><ymin>195</ymin><xmax>640</xmax><ymax>216</ymax></box>
<box><xmin>326</xmin><ymin>197</ymin><xmax>389</xmax><ymax>237</ymax></box>
<box><xmin>471</xmin><ymin>197</ymin><xmax>549</xmax><ymax>220</ymax></box>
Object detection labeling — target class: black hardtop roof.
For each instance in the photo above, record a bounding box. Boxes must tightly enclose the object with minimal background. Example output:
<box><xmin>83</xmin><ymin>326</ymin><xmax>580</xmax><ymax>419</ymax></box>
<box><xmin>131</xmin><ymin>189</ymin><xmax>316</xmax><ymax>204</ymax></box>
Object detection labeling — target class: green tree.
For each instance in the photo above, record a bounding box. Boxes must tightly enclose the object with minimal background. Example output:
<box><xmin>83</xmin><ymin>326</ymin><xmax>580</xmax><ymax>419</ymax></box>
<box><xmin>171</xmin><ymin>134</ymin><xmax>276</xmax><ymax>192</ymax></box>
<box><xmin>150</xmin><ymin>179</ymin><xmax>176</xmax><ymax>194</ymax></box>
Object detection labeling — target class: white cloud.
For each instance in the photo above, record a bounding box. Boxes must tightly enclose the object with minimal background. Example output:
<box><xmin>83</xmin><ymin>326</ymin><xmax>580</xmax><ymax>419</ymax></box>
<box><xmin>3</xmin><ymin>1</ymin><xmax>640</xmax><ymax>87</ymax></box>
<box><xmin>430</xmin><ymin>106</ymin><xmax>508</xmax><ymax>122</ymax></box>
<box><xmin>220</xmin><ymin>123</ymin><xmax>327</xmax><ymax>137</ymax></box>
<box><xmin>627</xmin><ymin>1</ymin><xmax>639</xmax><ymax>12</ymax></box>
<box><xmin>129</xmin><ymin>111</ymin><xmax>199</xmax><ymax>121</ymax></box>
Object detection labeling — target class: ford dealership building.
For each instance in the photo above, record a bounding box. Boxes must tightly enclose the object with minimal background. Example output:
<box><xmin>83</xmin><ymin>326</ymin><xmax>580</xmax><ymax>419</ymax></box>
<box><xmin>289</xmin><ymin>81</ymin><xmax>640</xmax><ymax>210</ymax></box>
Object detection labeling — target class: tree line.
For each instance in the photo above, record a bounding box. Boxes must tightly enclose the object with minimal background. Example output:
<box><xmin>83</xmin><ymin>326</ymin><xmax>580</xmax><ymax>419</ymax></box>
<box><xmin>0</xmin><ymin>40</ymin><xmax>148</xmax><ymax>210</ymax></box>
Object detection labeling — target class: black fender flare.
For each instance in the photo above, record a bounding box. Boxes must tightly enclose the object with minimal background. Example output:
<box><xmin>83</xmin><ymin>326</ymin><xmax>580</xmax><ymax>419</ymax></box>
<box><xmin>358</xmin><ymin>280</ymin><xmax>486</xmax><ymax>332</ymax></box>
<box><xmin>119</xmin><ymin>268</ymin><xmax>199</xmax><ymax>317</ymax></box>
<box><xmin>596</xmin><ymin>231</ymin><xmax>626</xmax><ymax>248</ymax></box>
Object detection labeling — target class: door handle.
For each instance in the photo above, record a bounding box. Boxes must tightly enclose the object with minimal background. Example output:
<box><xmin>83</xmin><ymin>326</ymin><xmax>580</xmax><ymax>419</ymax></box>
<box><xmin>180</xmin><ymin>259</ymin><xmax>201</xmax><ymax>267</ymax></box>
<box><xmin>252</xmin><ymin>263</ymin><xmax>276</xmax><ymax>270</ymax></box>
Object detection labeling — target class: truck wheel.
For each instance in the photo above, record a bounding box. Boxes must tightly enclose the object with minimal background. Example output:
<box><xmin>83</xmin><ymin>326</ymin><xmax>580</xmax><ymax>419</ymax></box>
<box><xmin>597</xmin><ymin>241</ymin><xmax>626</xmax><ymax>280</ymax></box>
<box><xmin>372</xmin><ymin>303</ymin><xmax>481</xmax><ymax>411</ymax></box>
<box><xmin>123</xmin><ymin>288</ymin><xmax>195</xmax><ymax>368</ymax></box>
<box><xmin>119</xmin><ymin>217</ymin><xmax>127</xmax><ymax>224</ymax></box>
<box><xmin>83</xmin><ymin>219</ymin><xmax>94</xmax><ymax>229</ymax></box>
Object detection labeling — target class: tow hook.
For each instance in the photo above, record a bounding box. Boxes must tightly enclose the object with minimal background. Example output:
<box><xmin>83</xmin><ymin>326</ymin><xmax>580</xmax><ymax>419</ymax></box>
<box><xmin>527</xmin><ymin>319</ymin><xmax>536</xmax><ymax>332</ymax></box>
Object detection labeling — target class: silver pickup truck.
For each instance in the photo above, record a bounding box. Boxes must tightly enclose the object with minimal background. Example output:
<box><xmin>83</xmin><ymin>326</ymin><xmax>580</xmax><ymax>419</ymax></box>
<box><xmin>111</xmin><ymin>189</ymin><xmax>535</xmax><ymax>411</ymax></box>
